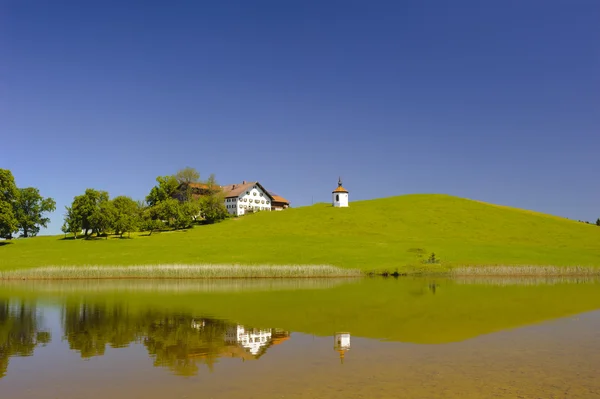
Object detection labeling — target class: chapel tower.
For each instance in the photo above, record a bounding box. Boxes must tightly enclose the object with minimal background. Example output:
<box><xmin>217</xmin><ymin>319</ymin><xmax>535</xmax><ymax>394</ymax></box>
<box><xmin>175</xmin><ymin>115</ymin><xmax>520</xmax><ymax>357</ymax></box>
<box><xmin>332</xmin><ymin>177</ymin><xmax>349</xmax><ymax>207</ymax></box>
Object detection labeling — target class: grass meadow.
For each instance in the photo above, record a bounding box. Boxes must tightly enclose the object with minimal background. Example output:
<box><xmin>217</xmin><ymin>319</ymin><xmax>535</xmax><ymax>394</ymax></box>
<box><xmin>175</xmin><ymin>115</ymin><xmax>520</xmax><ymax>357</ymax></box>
<box><xmin>1</xmin><ymin>194</ymin><xmax>599</xmax><ymax>275</ymax></box>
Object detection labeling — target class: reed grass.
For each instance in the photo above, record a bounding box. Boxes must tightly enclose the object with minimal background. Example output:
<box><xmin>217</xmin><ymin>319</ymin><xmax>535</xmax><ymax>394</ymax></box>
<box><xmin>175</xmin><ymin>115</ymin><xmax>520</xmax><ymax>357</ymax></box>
<box><xmin>0</xmin><ymin>264</ymin><xmax>363</xmax><ymax>280</ymax></box>
<box><xmin>450</xmin><ymin>265</ymin><xmax>600</xmax><ymax>277</ymax></box>
<box><xmin>0</xmin><ymin>277</ymin><xmax>361</xmax><ymax>293</ymax></box>
<box><xmin>452</xmin><ymin>275</ymin><xmax>600</xmax><ymax>286</ymax></box>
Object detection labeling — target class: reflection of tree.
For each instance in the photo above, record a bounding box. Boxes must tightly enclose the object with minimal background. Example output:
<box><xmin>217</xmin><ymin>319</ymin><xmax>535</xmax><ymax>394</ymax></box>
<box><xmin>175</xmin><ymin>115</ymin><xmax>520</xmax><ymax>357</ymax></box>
<box><xmin>61</xmin><ymin>302</ymin><xmax>141</xmax><ymax>358</ymax></box>
<box><xmin>0</xmin><ymin>300</ymin><xmax>51</xmax><ymax>379</ymax></box>
<box><xmin>143</xmin><ymin>316</ymin><xmax>229</xmax><ymax>376</ymax></box>
<box><xmin>60</xmin><ymin>301</ymin><xmax>290</xmax><ymax>376</ymax></box>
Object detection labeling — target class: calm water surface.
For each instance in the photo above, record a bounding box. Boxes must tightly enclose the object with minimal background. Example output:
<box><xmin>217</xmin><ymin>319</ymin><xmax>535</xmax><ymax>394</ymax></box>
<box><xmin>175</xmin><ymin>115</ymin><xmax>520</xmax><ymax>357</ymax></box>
<box><xmin>1</xmin><ymin>277</ymin><xmax>600</xmax><ymax>398</ymax></box>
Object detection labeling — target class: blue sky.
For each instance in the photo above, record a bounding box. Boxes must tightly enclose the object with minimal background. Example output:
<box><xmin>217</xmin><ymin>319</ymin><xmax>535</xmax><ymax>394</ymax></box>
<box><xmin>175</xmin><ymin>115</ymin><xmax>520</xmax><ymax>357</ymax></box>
<box><xmin>2</xmin><ymin>0</ymin><xmax>599</xmax><ymax>235</ymax></box>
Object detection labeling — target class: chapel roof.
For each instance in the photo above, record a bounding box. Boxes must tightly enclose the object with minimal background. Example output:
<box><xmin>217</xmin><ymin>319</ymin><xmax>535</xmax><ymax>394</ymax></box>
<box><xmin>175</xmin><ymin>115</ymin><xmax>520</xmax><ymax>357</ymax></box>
<box><xmin>332</xmin><ymin>186</ymin><xmax>349</xmax><ymax>193</ymax></box>
<box><xmin>332</xmin><ymin>177</ymin><xmax>349</xmax><ymax>193</ymax></box>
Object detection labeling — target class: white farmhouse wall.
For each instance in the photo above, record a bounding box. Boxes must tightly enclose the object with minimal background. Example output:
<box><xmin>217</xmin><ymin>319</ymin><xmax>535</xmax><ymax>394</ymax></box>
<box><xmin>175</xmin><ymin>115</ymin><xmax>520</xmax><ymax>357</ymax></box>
<box><xmin>332</xmin><ymin>192</ymin><xmax>349</xmax><ymax>207</ymax></box>
<box><xmin>225</xmin><ymin>184</ymin><xmax>272</xmax><ymax>216</ymax></box>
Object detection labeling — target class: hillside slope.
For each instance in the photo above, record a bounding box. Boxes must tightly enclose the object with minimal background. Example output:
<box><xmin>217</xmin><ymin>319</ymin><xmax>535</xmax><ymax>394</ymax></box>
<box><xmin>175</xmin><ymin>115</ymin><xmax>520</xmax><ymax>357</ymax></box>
<box><xmin>1</xmin><ymin>194</ymin><xmax>599</xmax><ymax>271</ymax></box>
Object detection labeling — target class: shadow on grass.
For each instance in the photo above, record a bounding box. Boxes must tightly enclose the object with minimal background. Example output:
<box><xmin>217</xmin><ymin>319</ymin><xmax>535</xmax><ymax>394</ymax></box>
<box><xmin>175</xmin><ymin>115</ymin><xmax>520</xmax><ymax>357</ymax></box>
<box><xmin>0</xmin><ymin>241</ymin><xmax>13</xmax><ymax>247</ymax></box>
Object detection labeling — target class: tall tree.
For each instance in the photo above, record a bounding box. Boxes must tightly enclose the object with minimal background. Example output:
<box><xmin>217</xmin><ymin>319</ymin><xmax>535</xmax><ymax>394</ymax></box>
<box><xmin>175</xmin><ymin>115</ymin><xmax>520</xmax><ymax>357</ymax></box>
<box><xmin>0</xmin><ymin>169</ymin><xmax>19</xmax><ymax>239</ymax></box>
<box><xmin>111</xmin><ymin>196</ymin><xmax>140</xmax><ymax>238</ymax></box>
<box><xmin>89</xmin><ymin>200</ymin><xmax>116</xmax><ymax>238</ymax></box>
<box><xmin>205</xmin><ymin>173</ymin><xmax>218</xmax><ymax>188</ymax></box>
<box><xmin>69</xmin><ymin>189</ymin><xmax>109</xmax><ymax>237</ymax></box>
<box><xmin>596</xmin><ymin>218</ymin><xmax>600</xmax><ymax>227</ymax></box>
<box><xmin>14</xmin><ymin>187</ymin><xmax>56</xmax><ymax>237</ymax></box>
<box><xmin>153</xmin><ymin>198</ymin><xmax>190</xmax><ymax>229</ymax></box>
<box><xmin>200</xmin><ymin>191</ymin><xmax>228</xmax><ymax>224</ymax></box>
<box><xmin>175</xmin><ymin>167</ymin><xmax>200</xmax><ymax>185</ymax></box>
<box><xmin>146</xmin><ymin>176</ymin><xmax>179</xmax><ymax>207</ymax></box>
<box><xmin>63</xmin><ymin>206</ymin><xmax>83</xmax><ymax>239</ymax></box>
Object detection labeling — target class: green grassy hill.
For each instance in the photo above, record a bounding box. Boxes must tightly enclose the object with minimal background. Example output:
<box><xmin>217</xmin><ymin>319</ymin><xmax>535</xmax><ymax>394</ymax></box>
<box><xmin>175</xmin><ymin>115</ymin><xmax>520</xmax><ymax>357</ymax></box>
<box><xmin>1</xmin><ymin>194</ymin><xmax>599</xmax><ymax>272</ymax></box>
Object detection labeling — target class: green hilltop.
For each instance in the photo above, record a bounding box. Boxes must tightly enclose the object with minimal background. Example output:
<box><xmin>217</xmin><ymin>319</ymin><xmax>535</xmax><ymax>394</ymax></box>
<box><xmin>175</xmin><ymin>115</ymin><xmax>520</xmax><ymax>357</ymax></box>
<box><xmin>1</xmin><ymin>194</ymin><xmax>599</xmax><ymax>272</ymax></box>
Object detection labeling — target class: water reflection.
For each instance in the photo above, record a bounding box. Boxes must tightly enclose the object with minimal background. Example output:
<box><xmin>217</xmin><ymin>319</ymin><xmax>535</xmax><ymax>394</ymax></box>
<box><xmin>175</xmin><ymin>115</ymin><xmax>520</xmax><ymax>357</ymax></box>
<box><xmin>0</xmin><ymin>299</ymin><xmax>51</xmax><ymax>379</ymax></box>
<box><xmin>60</xmin><ymin>302</ymin><xmax>292</xmax><ymax>376</ymax></box>
<box><xmin>333</xmin><ymin>332</ymin><xmax>351</xmax><ymax>364</ymax></box>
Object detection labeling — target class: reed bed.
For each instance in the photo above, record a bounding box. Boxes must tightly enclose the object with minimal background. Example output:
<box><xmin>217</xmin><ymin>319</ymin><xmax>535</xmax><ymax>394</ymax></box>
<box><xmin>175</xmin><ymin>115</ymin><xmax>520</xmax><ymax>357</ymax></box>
<box><xmin>0</xmin><ymin>264</ymin><xmax>363</xmax><ymax>280</ymax></box>
<box><xmin>0</xmin><ymin>277</ymin><xmax>360</xmax><ymax>293</ymax></box>
<box><xmin>450</xmin><ymin>265</ymin><xmax>600</xmax><ymax>277</ymax></box>
<box><xmin>452</xmin><ymin>275</ymin><xmax>600</xmax><ymax>287</ymax></box>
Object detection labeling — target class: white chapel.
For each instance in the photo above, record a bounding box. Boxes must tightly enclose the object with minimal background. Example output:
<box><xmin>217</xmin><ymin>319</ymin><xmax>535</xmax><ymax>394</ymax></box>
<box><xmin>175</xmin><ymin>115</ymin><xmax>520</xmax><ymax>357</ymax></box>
<box><xmin>332</xmin><ymin>177</ymin><xmax>349</xmax><ymax>207</ymax></box>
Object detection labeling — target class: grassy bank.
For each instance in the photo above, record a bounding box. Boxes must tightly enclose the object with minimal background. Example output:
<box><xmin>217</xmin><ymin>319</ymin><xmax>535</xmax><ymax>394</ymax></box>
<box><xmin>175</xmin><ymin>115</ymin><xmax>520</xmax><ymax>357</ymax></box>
<box><xmin>1</xmin><ymin>194</ymin><xmax>599</xmax><ymax>274</ymax></box>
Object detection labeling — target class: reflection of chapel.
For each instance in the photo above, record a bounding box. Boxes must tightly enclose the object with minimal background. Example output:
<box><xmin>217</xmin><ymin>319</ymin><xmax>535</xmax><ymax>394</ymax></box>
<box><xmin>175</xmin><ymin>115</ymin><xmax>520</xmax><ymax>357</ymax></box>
<box><xmin>334</xmin><ymin>332</ymin><xmax>351</xmax><ymax>363</ymax></box>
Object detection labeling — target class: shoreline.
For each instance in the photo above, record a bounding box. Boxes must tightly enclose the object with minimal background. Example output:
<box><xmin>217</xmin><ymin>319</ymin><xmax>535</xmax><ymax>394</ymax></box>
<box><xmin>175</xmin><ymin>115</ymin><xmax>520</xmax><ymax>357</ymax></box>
<box><xmin>1</xmin><ymin>264</ymin><xmax>599</xmax><ymax>280</ymax></box>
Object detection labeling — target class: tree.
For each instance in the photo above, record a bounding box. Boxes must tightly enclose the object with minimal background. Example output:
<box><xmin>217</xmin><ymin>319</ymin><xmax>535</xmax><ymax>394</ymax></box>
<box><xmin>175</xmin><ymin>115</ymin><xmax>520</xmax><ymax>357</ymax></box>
<box><xmin>61</xmin><ymin>222</ymin><xmax>69</xmax><ymax>238</ymax></box>
<box><xmin>175</xmin><ymin>167</ymin><xmax>200</xmax><ymax>185</ymax></box>
<box><xmin>63</xmin><ymin>206</ymin><xmax>83</xmax><ymax>239</ymax></box>
<box><xmin>146</xmin><ymin>176</ymin><xmax>179</xmax><ymax>207</ymax></box>
<box><xmin>14</xmin><ymin>187</ymin><xmax>56</xmax><ymax>237</ymax></box>
<box><xmin>205</xmin><ymin>173</ymin><xmax>217</xmax><ymax>188</ymax></box>
<box><xmin>89</xmin><ymin>200</ymin><xmax>116</xmax><ymax>238</ymax></box>
<box><xmin>181</xmin><ymin>199</ymin><xmax>202</xmax><ymax>223</ymax></box>
<box><xmin>153</xmin><ymin>198</ymin><xmax>191</xmax><ymax>229</ymax></box>
<box><xmin>596</xmin><ymin>218</ymin><xmax>600</xmax><ymax>227</ymax></box>
<box><xmin>200</xmin><ymin>191</ymin><xmax>228</xmax><ymax>224</ymax></box>
<box><xmin>0</xmin><ymin>169</ymin><xmax>19</xmax><ymax>239</ymax></box>
<box><xmin>69</xmin><ymin>189</ymin><xmax>109</xmax><ymax>237</ymax></box>
<box><xmin>111</xmin><ymin>196</ymin><xmax>140</xmax><ymax>238</ymax></box>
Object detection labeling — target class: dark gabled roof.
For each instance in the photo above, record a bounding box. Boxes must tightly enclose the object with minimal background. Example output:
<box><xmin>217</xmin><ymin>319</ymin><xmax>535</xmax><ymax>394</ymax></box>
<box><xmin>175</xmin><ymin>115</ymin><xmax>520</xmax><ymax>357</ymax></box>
<box><xmin>221</xmin><ymin>181</ymin><xmax>275</xmax><ymax>201</ymax></box>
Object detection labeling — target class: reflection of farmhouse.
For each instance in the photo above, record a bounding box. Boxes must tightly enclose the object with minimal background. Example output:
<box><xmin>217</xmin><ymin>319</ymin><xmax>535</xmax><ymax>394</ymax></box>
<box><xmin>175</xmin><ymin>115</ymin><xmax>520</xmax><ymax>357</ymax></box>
<box><xmin>334</xmin><ymin>332</ymin><xmax>351</xmax><ymax>363</ymax></box>
<box><xmin>179</xmin><ymin>181</ymin><xmax>290</xmax><ymax>216</ymax></box>
<box><xmin>190</xmin><ymin>319</ymin><xmax>290</xmax><ymax>362</ymax></box>
<box><xmin>224</xmin><ymin>325</ymin><xmax>290</xmax><ymax>360</ymax></box>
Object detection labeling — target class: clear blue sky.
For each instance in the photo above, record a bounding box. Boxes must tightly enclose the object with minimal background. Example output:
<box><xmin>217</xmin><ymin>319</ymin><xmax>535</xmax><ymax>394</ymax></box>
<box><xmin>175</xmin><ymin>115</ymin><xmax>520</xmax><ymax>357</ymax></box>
<box><xmin>2</xmin><ymin>0</ymin><xmax>599</xmax><ymax>235</ymax></box>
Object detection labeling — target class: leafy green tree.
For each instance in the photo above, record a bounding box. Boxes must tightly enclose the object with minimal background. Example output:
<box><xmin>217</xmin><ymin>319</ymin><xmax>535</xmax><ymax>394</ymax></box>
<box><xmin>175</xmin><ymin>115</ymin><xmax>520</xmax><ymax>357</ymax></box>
<box><xmin>69</xmin><ymin>189</ymin><xmax>109</xmax><ymax>237</ymax></box>
<box><xmin>181</xmin><ymin>199</ymin><xmax>202</xmax><ymax>223</ymax></box>
<box><xmin>61</xmin><ymin>222</ymin><xmax>69</xmax><ymax>238</ymax></box>
<box><xmin>153</xmin><ymin>198</ymin><xmax>191</xmax><ymax>229</ymax></box>
<box><xmin>596</xmin><ymin>218</ymin><xmax>600</xmax><ymax>227</ymax></box>
<box><xmin>205</xmin><ymin>173</ymin><xmax>218</xmax><ymax>188</ymax></box>
<box><xmin>146</xmin><ymin>176</ymin><xmax>180</xmax><ymax>207</ymax></box>
<box><xmin>89</xmin><ymin>200</ymin><xmax>116</xmax><ymax>238</ymax></box>
<box><xmin>63</xmin><ymin>206</ymin><xmax>83</xmax><ymax>239</ymax></box>
<box><xmin>175</xmin><ymin>167</ymin><xmax>200</xmax><ymax>185</ymax></box>
<box><xmin>111</xmin><ymin>196</ymin><xmax>140</xmax><ymax>237</ymax></box>
<box><xmin>0</xmin><ymin>169</ymin><xmax>19</xmax><ymax>239</ymax></box>
<box><xmin>14</xmin><ymin>187</ymin><xmax>56</xmax><ymax>237</ymax></box>
<box><xmin>200</xmin><ymin>191</ymin><xmax>228</xmax><ymax>224</ymax></box>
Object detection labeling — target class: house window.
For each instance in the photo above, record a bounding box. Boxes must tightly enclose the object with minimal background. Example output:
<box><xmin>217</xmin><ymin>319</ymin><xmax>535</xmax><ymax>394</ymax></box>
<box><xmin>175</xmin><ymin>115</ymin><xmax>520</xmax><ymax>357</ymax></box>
<box><xmin>336</xmin><ymin>194</ymin><xmax>339</xmax><ymax>201</ymax></box>
<box><xmin>246</xmin><ymin>191</ymin><xmax>249</xmax><ymax>195</ymax></box>
<box><xmin>261</xmin><ymin>200</ymin><xmax>265</xmax><ymax>204</ymax></box>
<box><xmin>253</xmin><ymin>192</ymin><xmax>256</xmax><ymax>196</ymax></box>
<box><xmin>260</xmin><ymin>193</ymin><xmax>263</xmax><ymax>197</ymax></box>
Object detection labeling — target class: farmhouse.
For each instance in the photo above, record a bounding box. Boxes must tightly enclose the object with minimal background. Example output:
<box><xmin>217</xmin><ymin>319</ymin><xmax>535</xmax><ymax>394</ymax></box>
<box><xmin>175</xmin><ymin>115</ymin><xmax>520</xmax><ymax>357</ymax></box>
<box><xmin>180</xmin><ymin>180</ymin><xmax>290</xmax><ymax>216</ymax></box>
<box><xmin>269</xmin><ymin>192</ymin><xmax>291</xmax><ymax>211</ymax></box>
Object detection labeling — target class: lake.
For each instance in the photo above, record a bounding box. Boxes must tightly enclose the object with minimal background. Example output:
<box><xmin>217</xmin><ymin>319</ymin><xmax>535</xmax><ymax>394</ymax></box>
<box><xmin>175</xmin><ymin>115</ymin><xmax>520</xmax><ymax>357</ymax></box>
<box><xmin>1</xmin><ymin>276</ymin><xmax>600</xmax><ymax>398</ymax></box>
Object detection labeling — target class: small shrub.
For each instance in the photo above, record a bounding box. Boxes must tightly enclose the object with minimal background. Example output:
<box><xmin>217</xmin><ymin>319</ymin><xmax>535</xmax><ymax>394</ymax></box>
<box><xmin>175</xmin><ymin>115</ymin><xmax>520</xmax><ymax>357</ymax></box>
<box><xmin>425</xmin><ymin>252</ymin><xmax>440</xmax><ymax>264</ymax></box>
